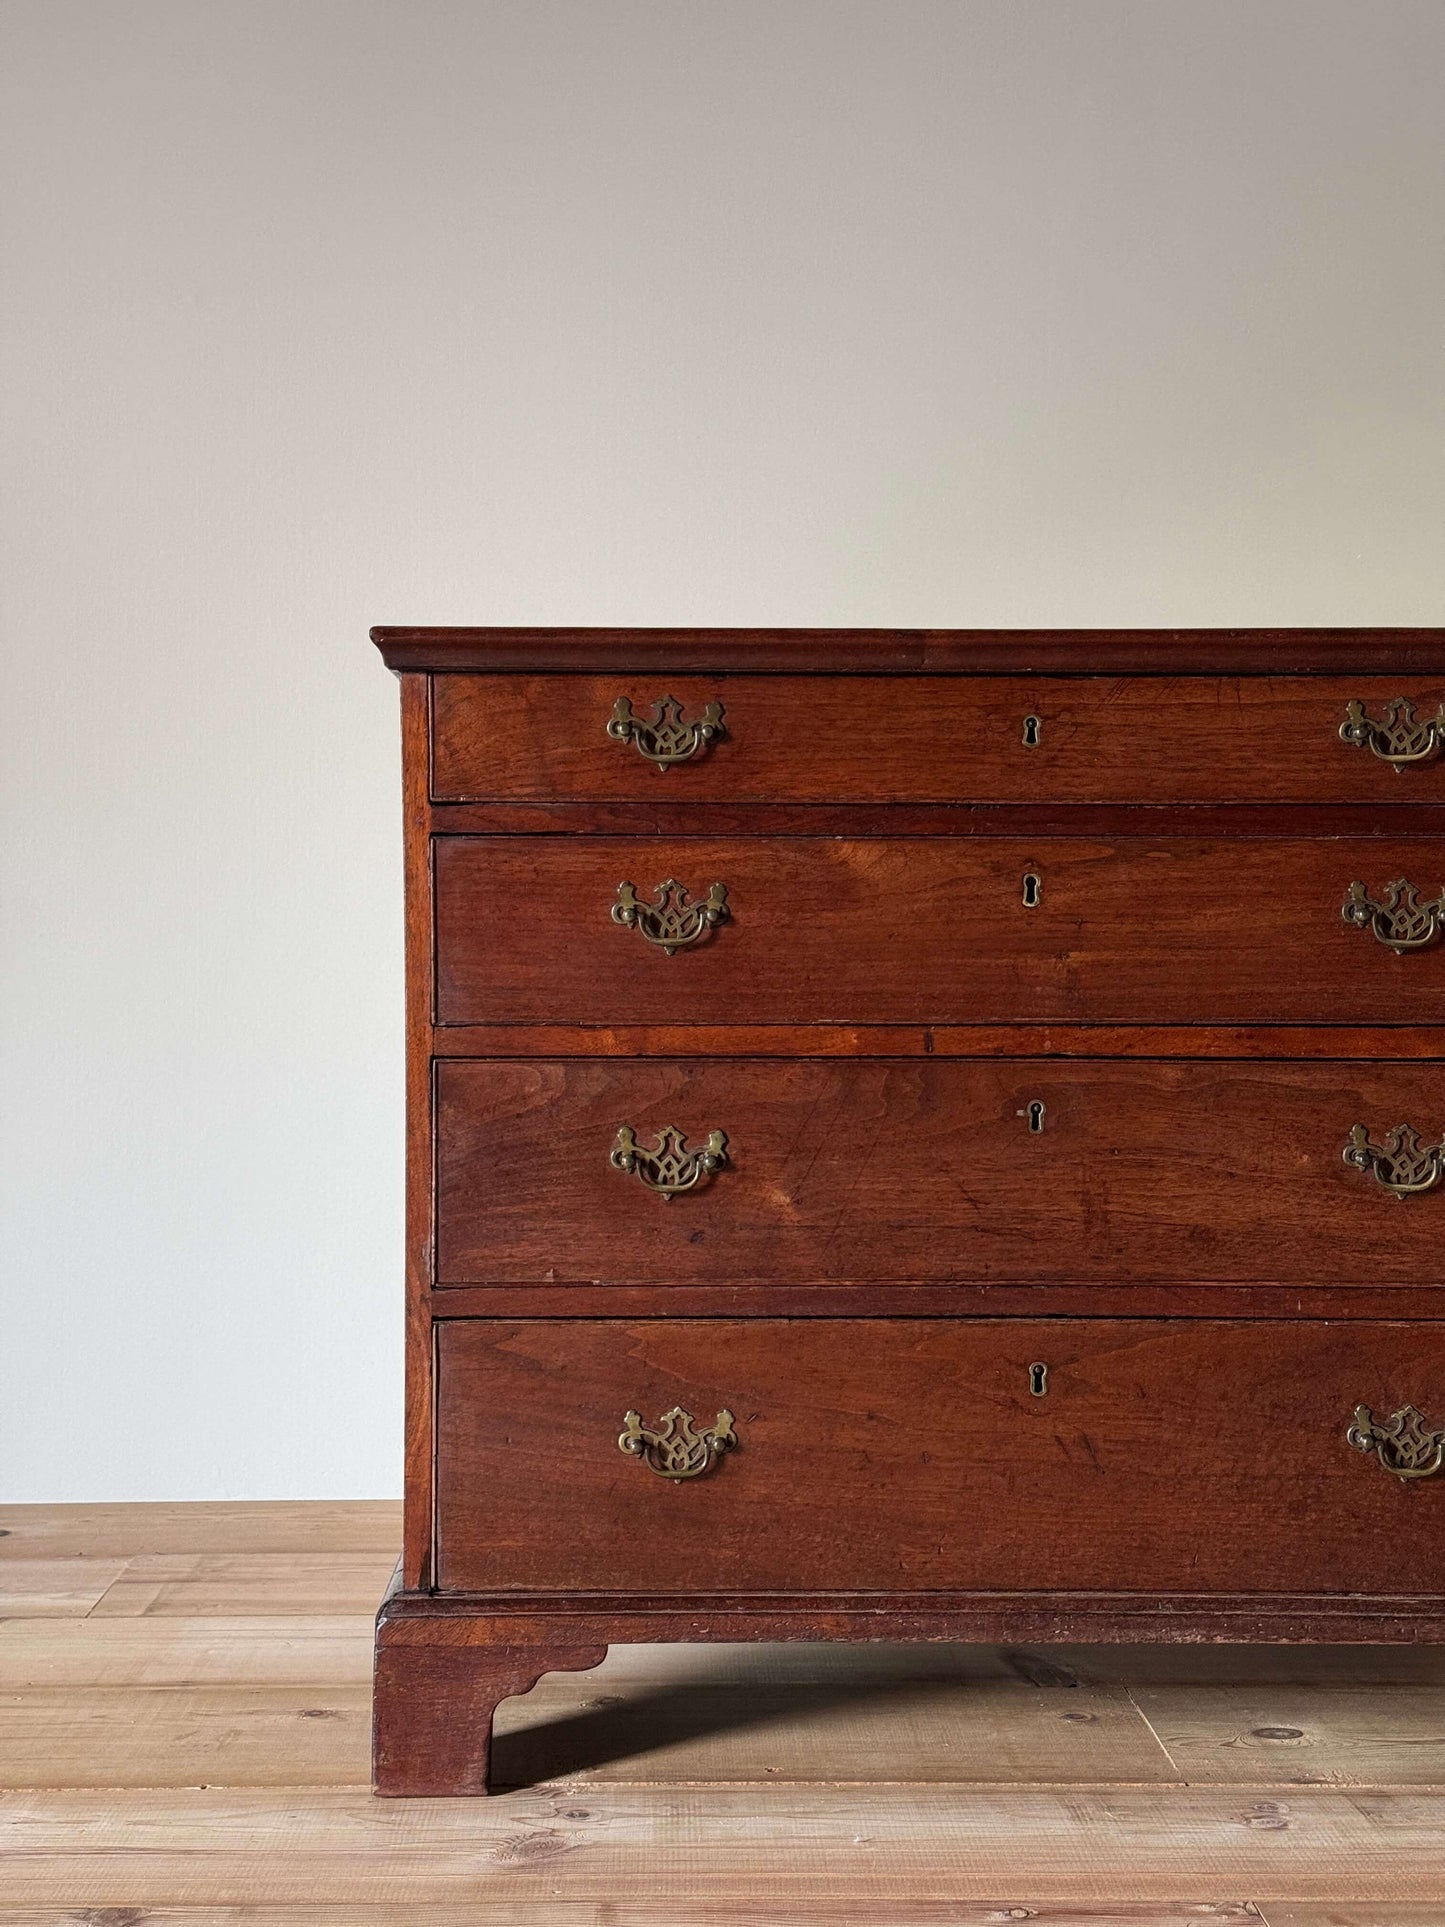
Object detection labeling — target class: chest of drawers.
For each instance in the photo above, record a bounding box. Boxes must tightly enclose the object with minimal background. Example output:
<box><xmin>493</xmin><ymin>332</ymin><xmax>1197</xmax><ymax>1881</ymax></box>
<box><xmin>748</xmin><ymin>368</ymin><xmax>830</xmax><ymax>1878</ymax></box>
<box><xmin>371</xmin><ymin>627</ymin><xmax>1445</xmax><ymax>1795</ymax></box>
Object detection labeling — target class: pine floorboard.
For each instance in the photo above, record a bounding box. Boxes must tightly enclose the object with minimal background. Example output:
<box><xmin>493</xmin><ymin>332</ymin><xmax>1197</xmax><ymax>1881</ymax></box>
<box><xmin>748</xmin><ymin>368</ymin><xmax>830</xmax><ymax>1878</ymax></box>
<box><xmin>1</xmin><ymin>1501</ymin><xmax>1441</xmax><ymax>1923</ymax></box>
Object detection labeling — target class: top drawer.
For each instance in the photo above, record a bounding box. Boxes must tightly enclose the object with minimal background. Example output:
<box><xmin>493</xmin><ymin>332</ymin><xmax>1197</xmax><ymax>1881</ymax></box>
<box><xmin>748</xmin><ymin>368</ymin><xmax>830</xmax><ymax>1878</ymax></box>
<box><xmin>430</xmin><ymin>674</ymin><xmax>1445</xmax><ymax>804</ymax></box>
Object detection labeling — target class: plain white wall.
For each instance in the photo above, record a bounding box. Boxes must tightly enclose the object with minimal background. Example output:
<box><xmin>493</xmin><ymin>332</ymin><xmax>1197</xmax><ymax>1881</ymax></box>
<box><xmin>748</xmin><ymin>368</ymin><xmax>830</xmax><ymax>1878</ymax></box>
<box><xmin>3</xmin><ymin>0</ymin><xmax>1442</xmax><ymax>1500</ymax></box>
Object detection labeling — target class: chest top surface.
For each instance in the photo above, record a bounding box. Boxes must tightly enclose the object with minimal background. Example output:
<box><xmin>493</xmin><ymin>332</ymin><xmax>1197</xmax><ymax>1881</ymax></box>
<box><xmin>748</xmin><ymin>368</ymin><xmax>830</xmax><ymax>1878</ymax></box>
<box><xmin>373</xmin><ymin>625</ymin><xmax>1445</xmax><ymax>675</ymax></box>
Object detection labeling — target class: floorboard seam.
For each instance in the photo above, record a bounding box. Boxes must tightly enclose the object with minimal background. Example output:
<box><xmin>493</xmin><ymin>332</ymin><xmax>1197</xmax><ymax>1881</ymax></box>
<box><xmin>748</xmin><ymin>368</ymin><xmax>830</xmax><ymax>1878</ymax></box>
<box><xmin>1121</xmin><ymin>1683</ymin><xmax>1190</xmax><ymax>1783</ymax></box>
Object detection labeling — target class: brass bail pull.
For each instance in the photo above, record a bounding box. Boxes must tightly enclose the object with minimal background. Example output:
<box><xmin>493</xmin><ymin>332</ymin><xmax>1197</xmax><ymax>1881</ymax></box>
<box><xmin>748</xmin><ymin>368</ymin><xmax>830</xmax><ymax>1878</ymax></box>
<box><xmin>1342</xmin><ymin>878</ymin><xmax>1444</xmax><ymax>953</ymax></box>
<box><xmin>1343</xmin><ymin>1123</ymin><xmax>1445</xmax><ymax>1198</ymax></box>
<box><xmin>619</xmin><ymin>1407</ymin><xmax>738</xmax><ymax>1479</ymax></box>
<box><xmin>1348</xmin><ymin>1403</ymin><xmax>1445</xmax><ymax>1480</ymax></box>
<box><xmin>612</xmin><ymin>878</ymin><xmax>729</xmax><ymax>953</ymax></box>
<box><xmin>1340</xmin><ymin>698</ymin><xmax>1445</xmax><ymax>770</ymax></box>
<box><xmin>610</xmin><ymin>1124</ymin><xmax>729</xmax><ymax>1198</ymax></box>
<box><xmin>607</xmin><ymin>695</ymin><xmax>726</xmax><ymax>768</ymax></box>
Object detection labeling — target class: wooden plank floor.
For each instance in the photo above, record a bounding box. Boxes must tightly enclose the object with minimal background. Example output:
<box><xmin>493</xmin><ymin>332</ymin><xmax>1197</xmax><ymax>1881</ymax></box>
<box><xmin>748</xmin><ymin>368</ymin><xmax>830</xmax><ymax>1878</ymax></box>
<box><xmin>2</xmin><ymin>1506</ymin><xmax>1444</xmax><ymax>1924</ymax></box>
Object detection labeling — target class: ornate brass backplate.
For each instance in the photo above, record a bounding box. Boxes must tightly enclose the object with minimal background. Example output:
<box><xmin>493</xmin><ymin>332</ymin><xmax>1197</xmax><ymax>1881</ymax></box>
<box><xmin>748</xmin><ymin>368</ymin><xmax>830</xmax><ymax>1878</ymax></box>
<box><xmin>612</xmin><ymin>878</ymin><xmax>730</xmax><ymax>953</ymax></box>
<box><xmin>618</xmin><ymin>1406</ymin><xmax>738</xmax><ymax>1479</ymax></box>
<box><xmin>1342</xmin><ymin>878</ymin><xmax>1445</xmax><ymax>953</ymax></box>
<box><xmin>1348</xmin><ymin>1403</ymin><xmax>1445</xmax><ymax>1480</ymax></box>
<box><xmin>1342</xmin><ymin>1122</ymin><xmax>1445</xmax><ymax>1198</ymax></box>
<box><xmin>1340</xmin><ymin>697</ymin><xmax>1445</xmax><ymax>769</ymax></box>
<box><xmin>606</xmin><ymin>695</ymin><xmax>726</xmax><ymax>768</ymax></box>
<box><xmin>611</xmin><ymin>1124</ymin><xmax>729</xmax><ymax>1198</ymax></box>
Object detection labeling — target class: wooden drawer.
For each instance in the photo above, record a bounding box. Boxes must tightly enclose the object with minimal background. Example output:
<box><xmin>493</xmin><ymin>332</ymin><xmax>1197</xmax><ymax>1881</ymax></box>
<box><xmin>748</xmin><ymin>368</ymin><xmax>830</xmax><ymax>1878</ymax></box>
<box><xmin>434</xmin><ymin>836</ymin><xmax>1445</xmax><ymax>1025</ymax></box>
<box><xmin>434</xmin><ymin>1318</ymin><xmax>1445</xmax><ymax>1593</ymax></box>
<box><xmin>435</xmin><ymin>1058</ymin><xmax>1445</xmax><ymax>1287</ymax></box>
<box><xmin>430</xmin><ymin>674</ymin><xmax>1445</xmax><ymax>804</ymax></box>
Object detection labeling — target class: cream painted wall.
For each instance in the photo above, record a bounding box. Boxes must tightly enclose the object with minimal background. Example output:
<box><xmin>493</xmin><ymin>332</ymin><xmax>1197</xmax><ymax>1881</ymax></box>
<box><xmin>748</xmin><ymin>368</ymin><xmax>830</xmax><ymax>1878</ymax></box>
<box><xmin>2</xmin><ymin>0</ymin><xmax>1442</xmax><ymax>1499</ymax></box>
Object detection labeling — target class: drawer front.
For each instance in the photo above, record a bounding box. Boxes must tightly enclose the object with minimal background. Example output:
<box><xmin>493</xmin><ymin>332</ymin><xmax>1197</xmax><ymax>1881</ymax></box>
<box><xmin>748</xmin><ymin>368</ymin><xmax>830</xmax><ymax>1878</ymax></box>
<box><xmin>435</xmin><ymin>837</ymin><xmax>1445</xmax><ymax>1025</ymax></box>
<box><xmin>430</xmin><ymin>674</ymin><xmax>1445</xmax><ymax>804</ymax></box>
<box><xmin>435</xmin><ymin>1058</ymin><xmax>1445</xmax><ymax>1287</ymax></box>
<box><xmin>435</xmin><ymin>1318</ymin><xmax>1445</xmax><ymax>1593</ymax></box>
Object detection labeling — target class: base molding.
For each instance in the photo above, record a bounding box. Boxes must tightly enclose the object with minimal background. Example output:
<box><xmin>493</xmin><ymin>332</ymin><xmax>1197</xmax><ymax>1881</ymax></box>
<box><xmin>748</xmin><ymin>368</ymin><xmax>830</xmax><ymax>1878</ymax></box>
<box><xmin>372</xmin><ymin>1569</ymin><xmax>1445</xmax><ymax>1793</ymax></box>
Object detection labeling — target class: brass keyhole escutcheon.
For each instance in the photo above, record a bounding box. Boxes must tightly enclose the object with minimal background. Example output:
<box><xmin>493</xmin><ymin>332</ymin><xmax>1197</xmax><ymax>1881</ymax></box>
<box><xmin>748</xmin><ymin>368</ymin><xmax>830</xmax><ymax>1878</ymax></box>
<box><xmin>1029</xmin><ymin>1362</ymin><xmax>1049</xmax><ymax>1397</ymax></box>
<box><xmin>1022</xmin><ymin>871</ymin><xmax>1042</xmax><ymax>908</ymax></box>
<box><xmin>1022</xmin><ymin>714</ymin><xmax>1042</xmax><ymax>747</ymax></box>
<box><xmin>1018</xmin><ymin>1099</ymin><xmax>1046</xmax><ymax>1133</ymax></box>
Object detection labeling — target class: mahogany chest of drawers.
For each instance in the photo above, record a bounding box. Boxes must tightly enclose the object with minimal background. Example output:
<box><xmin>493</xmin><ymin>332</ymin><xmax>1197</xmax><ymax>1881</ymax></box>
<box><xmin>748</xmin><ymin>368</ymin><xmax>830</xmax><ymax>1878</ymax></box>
<box><xmin>371</xmin><ymin>626</ymin><xmax>1445</xmax><ymax>1795</ymax></box>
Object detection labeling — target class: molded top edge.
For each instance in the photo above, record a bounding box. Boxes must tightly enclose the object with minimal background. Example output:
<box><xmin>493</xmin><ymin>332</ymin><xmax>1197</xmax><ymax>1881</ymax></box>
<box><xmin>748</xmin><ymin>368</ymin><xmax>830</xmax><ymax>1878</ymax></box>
<box><xmin>371</xmin><ymin>625</ymin><xmax>1445</xmax><ymax>676</ymax></box>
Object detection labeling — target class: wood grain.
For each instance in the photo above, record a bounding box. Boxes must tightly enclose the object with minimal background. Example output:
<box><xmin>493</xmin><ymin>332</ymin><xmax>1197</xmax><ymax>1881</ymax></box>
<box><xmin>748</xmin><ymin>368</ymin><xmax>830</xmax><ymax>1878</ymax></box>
<box><xmin>5</xmin><ymin>1501</ymin><xmax>1445</xmax><ymax>1916</ymax></box>
<box><xmin>491</xmin><ymin>1672</ymin><xmax>1175</xmax><ymax>1788</ymax></box>
<box><xmin>382</xmin><ymin>640</ymin><xmax>1445</xmax><ymax>1813</ymax></box>
<box><xmin>0</xmin><ymin>1616</ymin><xmax>374</xmax><ymax>1688</ymax></box>
<box><xmin>0</xmin><ymin>1907</ymin><xmax>1277</xmax><ymax>1927</ymax></box>
<box><xmin>0</xmin><ymin>1683</ymin><xmax>372</xmax><ymax>1788</ymax></box>
<box><xmin>488</xmin><ymin>1640</ymin><xmax>1445</xmax><ymax>1688</ymax></box>
<box><xmin>426</xmin><ymin>1282</ymin><xmax>1445</xmax><ymax>1320</ymax></box>
<box><xmin>1128</xmin><ymin>1685</ymin><xmax>1445</xmax><ymax>1788</ymax></box>
<box><xmin>372</xmin><ymin>1638</ymin><xmax>608</xmax><ymax>1795</ymax></box>
<box><xmin>434</xmin><ymin>835</ymin><xmax>1445</xmax><ymax>1026</ymax></box>
<box><xmin>0</xmin><ymin>1503</ymin><xmax>400</xmax><ymax>1559</ymax></box>
<box><xmin>399</xmin><ymin>672</ymin><xmax>435</xmax><ymax>1591</ymax></box>
<box><xmin>435</xmin><ymin>1059</ymin><xmax>1445</xmax><ymax>1287</ymax></box>
<box><xmin>8</xmin><ymin>1784</ymin><xmax>1445</xmax><ymax>1907</ymax></box>
<box><xmin>370</xmin><ymin>623</ymin><xmax>1445</xmax><ymax>675</ymax></box>
<box><xmin>1050</xmin><ymin>1646</ymin><xmax>1445</xmax><ymax>1688</ymax></box>
<box><xmin>11</xmin><ymin>1606</ymin><xmax>1445</xmax><ymax>1796</ymax></box>
<box><xmin>0</xmin><ymin>1672</ymin><xmax>1176</xmax><ymax>1793</ymax></box>
<box><xmin>0</xmin><ymin>1558</ymin><xmax>126</xmax><ymax>1617</ymax></box>
<box><xmin>1262</xmin><ymin>1910</ymin><xmax>1445</xmax><ymax>1925</ymax></box>
<box><xmin>426</xmin><ymin>794</ymin><xmax>1445</xmax><ymax>836</ymax></box>
<box><xmin>429</xmin><ymin>672</ymin><xmax>1445</xmax><ymax>805</ymax></box>
<box><xmin>426</xmin><ymin>1023</ymin><xmax>1445</xmax><ymax>1061</ymax></box>
<box><xmin>383</xmin><ymin>1593</ymin><xmax>1445</xmax><ymax>1650</ymax></box>
<box><xmin>86</xmin><ymin>1553</ymin><xmax>400</xmax><ymax>1618</ymax></box>
<box><xmin>434</xmin><ymin>1319</ymin><xmax>1445</xmax><ymax>1595</ymax></box>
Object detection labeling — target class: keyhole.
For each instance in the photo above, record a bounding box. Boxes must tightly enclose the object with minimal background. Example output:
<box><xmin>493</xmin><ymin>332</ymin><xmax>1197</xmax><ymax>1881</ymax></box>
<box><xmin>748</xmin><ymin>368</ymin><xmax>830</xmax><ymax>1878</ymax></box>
<box><xmin>1022</xmin><ymin>714</ymin><xmax>1041</xmax><ymax>747</ymax></box>
<box><xmin>1025</xmin><ymin>1099</ymin><xmax>1046</xmax><ymax>1133</ymax></box>
<box><xmin>1022</xmin><ymin>871</ymin><xmax>1042</xmax><ymax>908</ymax></box>
<box><xmin>1029</xmin><ymin>1362</ymin><xmax>1049</xmax><ymax>1397</ymax></box>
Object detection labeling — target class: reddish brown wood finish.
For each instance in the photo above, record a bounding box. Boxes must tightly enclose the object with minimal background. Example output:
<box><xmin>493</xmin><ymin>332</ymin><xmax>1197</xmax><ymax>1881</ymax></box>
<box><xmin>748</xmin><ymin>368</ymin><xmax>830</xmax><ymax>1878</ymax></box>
<box><xmin>373</xmin><ymin>1609</ymin><xmax>605</xmax><ymax>1795</ymax></box>
<box><xmin>372</xmin><ymin>1557</ymin><xmax>1445</xmax><ymax>1794</ymax></box>
<box><xmin>434</xmin><ymin>1057</ymin><xmax>1445</xmax><ymax>1287</ymax></box>
<box><xmin>424</xmin><ymin>1023</ymin><xmax>1445</xmax><ymax>1059</ymax></box>
<box><xmin>428</xmin><ymin>1281</ymin><xmax>1445</xmax><ymax>1320</ymax></box>
<box><xmin>434</xmin><ymin>835</ymin><xmax>1445</xmax><ymax>1026</ymax></box>
<box><xmin>382</xmin><ymin>1586</ymin><xmax>1445</xmax><ymax>1645</ymax></box>
<box><xmin>430</xmin><ymin>673</ymin><xmax>1445</xmax><ymax>804</ymax></box>
<box><xmin>429</xmin><ymin>799</ymin><xmax>1445</xmax><ymax>838</ymax></box>
<box><xmin>373</xmin><ymin>630</ymin><xmax>1445</xmax><ymax>1795</ymax></box>
<box><xmin>373</xmin><ymin>626</ymin><xmax>1445</xmax><ymax>675</ymax></box>
<box><xmin>434</xmin><ymin>1318</ymin><xmax>1445</xmax><ymax>1595</ymax></box>
<box><xmin>399</xmin><ymin>675</ymin><xmax>434</xmax><ymax>1590</ymax></box>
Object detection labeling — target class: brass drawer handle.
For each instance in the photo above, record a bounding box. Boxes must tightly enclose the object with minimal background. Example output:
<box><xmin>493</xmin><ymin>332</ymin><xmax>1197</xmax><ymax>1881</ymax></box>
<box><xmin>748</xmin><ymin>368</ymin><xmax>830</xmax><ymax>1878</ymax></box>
<box><xmin>1340</xmin><ymin>698</ymin><xmax>1445</xmax><ymax>769</ymax></box>
<box><xmin>1343</xmin><ymin>878</ymin><xmax>1444</xmax><ymax>953</ymax></box>
<box><xmin>1343</xmin><ymin>1123</ymin><xmax>1445</xmax><ymax>1198</ymax></box>
<box><xmin>612</xmin><ymin>878</ymin><xmax>729</xmax><ymax>953</ymax></box>
<box><xmin>1348</xmin><ymin>1403</ymin><xmax>1445</xmax><ymax>1480</ymax></box>
<box><xmin>607</xmin><ymin>695</ymin><xmax>725</xmax><ymax>768</ymax></box>
<box><xmin>619</xmin><ymin>1406</ymin><xmax>737</xmax><ymax>1479</ymax></box>
<box><xmin>611</xmin><ymin>1124</ymin><xmax>728</xmax><ymax>1198</ymax></box>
